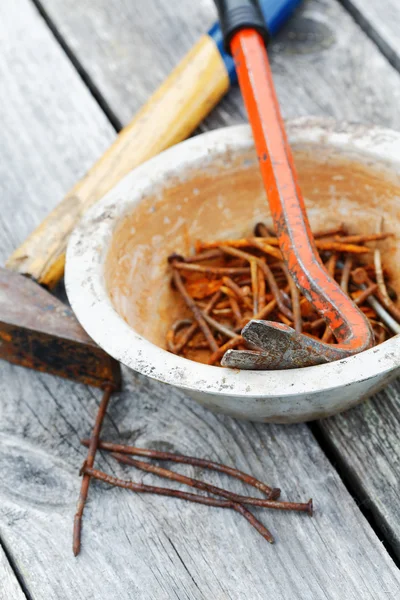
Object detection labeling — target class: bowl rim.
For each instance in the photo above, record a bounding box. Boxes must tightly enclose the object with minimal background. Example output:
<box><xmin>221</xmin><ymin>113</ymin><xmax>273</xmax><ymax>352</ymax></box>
<box><xmin>66</xmin><ymin>117</ymin><xmax>400</xmax><ymax>398</ymax></box>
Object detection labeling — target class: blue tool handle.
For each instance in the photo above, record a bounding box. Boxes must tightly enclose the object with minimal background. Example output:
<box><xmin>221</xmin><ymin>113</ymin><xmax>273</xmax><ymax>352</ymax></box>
<box><xmin>208</xmin><ymin>0</ymin><xmax>302</xmax><ymax>83</ymax></box>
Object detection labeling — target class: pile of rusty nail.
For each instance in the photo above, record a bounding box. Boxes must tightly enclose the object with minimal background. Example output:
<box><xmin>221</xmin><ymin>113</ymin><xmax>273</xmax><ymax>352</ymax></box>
<box><xmin>167</xmin><ymin>222</ymin><xmax>399</xmax><ymax>365</ymax></box>
<box><xmin>73</xmin><ymin>387</ymin><xmax>312</xmax><ymax>554</ymax></box>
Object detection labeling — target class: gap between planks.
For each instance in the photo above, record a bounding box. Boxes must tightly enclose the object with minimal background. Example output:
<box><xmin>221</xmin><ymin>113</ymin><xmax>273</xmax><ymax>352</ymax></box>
<box><xmin>30</xmin><ymin>0</ymin><xmax>122</xmax><ymax>131</ymax></box>
<box><xmin>309</xmin><ymin>421</ymin><xmax>400</xmax><ymax>571</ymax></box>
<box><xmin>337</xmin><ymin>0</ymin><xmax>400</xmax><ymax>73</ymax></box>
<box><xmin>0</xmin><ymin>537</ymin><xmax>31</xmax><ymax>600</ymax></box>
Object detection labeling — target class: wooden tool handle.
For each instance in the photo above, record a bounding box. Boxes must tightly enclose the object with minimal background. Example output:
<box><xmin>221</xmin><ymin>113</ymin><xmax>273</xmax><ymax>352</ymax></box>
<box><xmin>7</xmin><ymin>35</ymin><xmax>230</xmax><ymax>288</ymax></box>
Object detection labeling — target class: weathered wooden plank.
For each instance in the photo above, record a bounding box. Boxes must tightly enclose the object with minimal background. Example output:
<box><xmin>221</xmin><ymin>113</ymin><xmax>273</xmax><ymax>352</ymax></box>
<box><xmin>319</xmin><ymin>377</ymin><xmax>400</xmax><ymax>556</ymax></box>
<box><xmin>37</xmin><ymin>0</ymin><xmax>400</xmax><ymax>129</ymax></box>
<box><xmin>2</xmin><ymin>364</ymin><xmax>400</xmax><ymax>599</ymax></box>
<box><xmin>339</xmin><ymin>0</ymin><xmax>400</xmax><ymax>70</ymax></box>
<box><xmin>0</xmin><ymin>0</ymin><xmax>115</xmax><ymax>264</ymax></box>
<box><xmin>0</xmin><ymin>544</ymin><xmax>26</xmax><ymax>600</ymax></box>
<box><xmin>1</xmin><ymin>1</ymin><xmax>400</xmax><ymax>599</ymax></box>
<box><xmin>37</xmin><ymin>0</ymin><xmax>400</xmax><ymax>561</ymax></box>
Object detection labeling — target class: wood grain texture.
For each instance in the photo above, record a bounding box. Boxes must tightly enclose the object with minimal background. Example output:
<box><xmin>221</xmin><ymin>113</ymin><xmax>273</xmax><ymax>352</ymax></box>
<box><xmin>37</xmin><ymin>0</ymin><xmax>400</xmax><ymax>130</ymax></box>
<box><xmin>339</xmin><ymin>0</ymin><xmax>400</xmax><ymax>70</ymax></box>
<box><xmin>1</xmin><ymin>0</ymin><xmax>400</xmax><ymax>598</ymax></box>
<box><xmin>319</xmin><ymin>377</ymin><xmax>400</xmax><ymax>556</ymax></box>
<box><xmin>37</xmin><ymin>0</ymin><xmax>400</xmax><ymax>557</ymax></box>
<box><xmin>0</xmin><ymin>544</ymin><xmax>25</xmax><ymax>600</ymax></box>
<box><xmin>7</xmin><ymin>35</ymin><xmax>230</xmax><ymax>288</ymax></box>
<box><xmin>0</xmin><ymin>0</ymin><xmax>115</xmax><ymax>268</ymax></box>
<box><xmin>2</xmin><ymin>365</ymin><xmax>400</xmax><ymax>599</ymax></box>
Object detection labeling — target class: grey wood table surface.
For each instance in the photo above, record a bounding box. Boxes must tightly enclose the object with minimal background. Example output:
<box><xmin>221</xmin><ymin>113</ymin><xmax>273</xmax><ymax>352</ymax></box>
<box><xmin>1</xmin><ymin>1</ymin><xmax>400</xmax><ymax>598</ymax></box>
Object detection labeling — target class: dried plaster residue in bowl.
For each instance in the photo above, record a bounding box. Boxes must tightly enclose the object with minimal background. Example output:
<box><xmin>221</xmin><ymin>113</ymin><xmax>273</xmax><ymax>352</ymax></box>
<box><xmin>104</xmin><ymin>145</ymin><xmax>400</xmax><ymax>355</ymax></box>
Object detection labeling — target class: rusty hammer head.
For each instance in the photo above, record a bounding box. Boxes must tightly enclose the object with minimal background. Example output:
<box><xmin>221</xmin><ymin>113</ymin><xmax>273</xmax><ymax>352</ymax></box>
<box><xmin>0</xmin><ymin>267</ymin><xmax>120</xmax><ymax>388</ymax></box>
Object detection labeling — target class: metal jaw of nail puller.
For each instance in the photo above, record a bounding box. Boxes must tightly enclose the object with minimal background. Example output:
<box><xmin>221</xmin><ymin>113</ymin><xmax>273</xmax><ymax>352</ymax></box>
<box><xmin>222</xmin><ymin>321</ymin><xmax>352</xmax><ymax>370</ymax></box>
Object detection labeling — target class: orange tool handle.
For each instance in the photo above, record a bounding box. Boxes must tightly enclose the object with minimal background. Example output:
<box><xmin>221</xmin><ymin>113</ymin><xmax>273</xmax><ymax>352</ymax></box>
<box><xmin>230</xmin><ymin>28</ymin><xmax>373</xmax><ymax>357</ymax></box>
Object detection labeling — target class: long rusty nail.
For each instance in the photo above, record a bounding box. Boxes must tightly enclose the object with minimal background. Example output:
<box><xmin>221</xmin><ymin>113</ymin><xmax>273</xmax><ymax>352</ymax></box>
<box><xmin>315</xmin><ymin>241</ymin><xmax>370</xmax><ymax>254</ymax></box>
<box><xmin>320</xmin><ymin>255</ymin><xmax>338</xmax><ymax>344</ymax></box>
<box><xmin>250</xmin><ymin>260</ymin><xmax>259</xmax><ymax>315</ymax></box>
<box><xmin>173</xmin><ymin>262</ymin><xmax>250</xmax><ymax>276</ymax></box>
<box><xmin>367</xmin><ymin>294</ymin><xmax>400</xmax><ymax>335</ymax></box>
<box><xmin>202</xmin><ymin>312</ymin><xmax>237</xmax><ymax>339</ymax></box>
<box><xmin>172</xmin><ymin>268</ymin><xmax>219</xmax><ymax>352</ymax></box>
<box><xmin>80</xmin><ymin>439</ymin><xmax>279</xmax><ymax>499</ymax></box>
<box><xmin>220</xmin><ymin>246</ymin><xmax>293</xmax><ymax>320</ymax></box>
<box><xmin>258</xmin><ymin>264</ymin><xmax>266</xmax><ymax>311</ymax></box>
<box><xmin>83</xmin><ymin>465</ymin><xmax>274</xmax><ymax>544</ymax></box>
<box><xmin>174</xmin><ymin>290</ymin><xmax>221</xmax><ymax>354</ymax></box>
<box><xmin>353</xmin><ymin>266</ymin><xmax>400</xmax><ymax>323</ymax></box>
<box><xmin>73</xmin><ymin>383</ymin><xmax>115</xmax><ymax>557</ymax></box>
<box><xmin>229</xmin><ymin>296</ymin><xmax>243</xmax><ymax>326</ymax></box>
<box><xmin>111</xmin><ymin>452</ymin><xmax>292</xmax><ymax>510</ymax></box>
<box><xmin>280</xmin><ymin>263</ymin><xmax>302</xmax><ymax>333</ymax></box>
<box><xmin>354</xmin><ymin>283</ymin><xmax>378</xmax><ymax>306</ymax></box>
<box><xmin>312</xmin><ymin>223</ymin><xmax>347</xmax><ymax>239</ymax></box>
<box><xmin>336</xmin><ymin>232</ymin><xmax>393</xmax><ymax>244</ymax></box>
<box><xmin>374</xmin><ymin>248</ymin><xmax>400</xmax><ymax>322</ymax></box>
<box><xmin>183</xmin><ymin>249</ymin><xmax>224</xmax><ymax>263</ymax></box>
<box><xmin>340</xmin><ymin>256</ymin><xmax>353</xmax><ymax>294</ymax></box>
<box><xmin>222</xmin><ymin>276</ymin><xmax>253</xmax><ymax>309</ymax></box>
<box><xmin>208</xmin><ymin>336</ymin><xmax>244</xmax><ymax>365</ymax></box>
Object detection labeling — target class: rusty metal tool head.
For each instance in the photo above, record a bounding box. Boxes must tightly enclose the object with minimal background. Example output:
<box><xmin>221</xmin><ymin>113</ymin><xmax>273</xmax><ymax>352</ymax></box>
<box><xmin>0</xmin><ymin>267</ymin><xmax>121</xmax><ymax>388</ymax></box>
<box><xmin>214</xmin><ymin>0</ymin><xmax>374</xmax><ymax>369</ymax></box>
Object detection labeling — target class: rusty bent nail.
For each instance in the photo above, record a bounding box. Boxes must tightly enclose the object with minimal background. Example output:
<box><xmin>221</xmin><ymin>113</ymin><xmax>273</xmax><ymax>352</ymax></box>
<box><xmin>221</xmin><ymin>28</ymin><xmax>374</xmax><ymax>370</ymax></box>
<box><xmin>83</xmin><ymin>465</ymin><xmax>275</xmax><ymax>544</ymax></box>
<box><xmin>81</xmin><ymin>438</ymin><xmax>280</xmax><ymax>499</ymax></box>
<box><xmin>73</xmin><ymin>383</ymin><xmax>115</xmax><ymax>556</ymax></box>
<box><xmin>110</xmin><ymin>452</ymin><xmax>294</xmax><ymax>510</ymax></box>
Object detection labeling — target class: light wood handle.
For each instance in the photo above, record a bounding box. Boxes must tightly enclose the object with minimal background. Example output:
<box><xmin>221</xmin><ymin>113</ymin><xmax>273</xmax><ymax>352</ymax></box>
<box><xmin>7</xmin><ymin>35</ymin><xmax>230</xmax><ymax>288</ymax></box>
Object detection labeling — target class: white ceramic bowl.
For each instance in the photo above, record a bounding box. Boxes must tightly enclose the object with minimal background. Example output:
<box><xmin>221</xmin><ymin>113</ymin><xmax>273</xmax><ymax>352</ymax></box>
<box><xmin>66</xmin><ymin>118</ymin><xmax>400</xmax><ymax>423</ymax></box>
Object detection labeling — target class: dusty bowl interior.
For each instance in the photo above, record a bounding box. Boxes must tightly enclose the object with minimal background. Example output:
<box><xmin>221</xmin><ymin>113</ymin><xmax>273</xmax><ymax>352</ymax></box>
<box><xmin>66</xmin><ymin>119</ymin><xmax>400</xmax><ymax>423</ymax></box>
<box><xmin>104</xmin><ymin>128</ymin><xmax>400</xmax><ymax>350</ymax></box>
